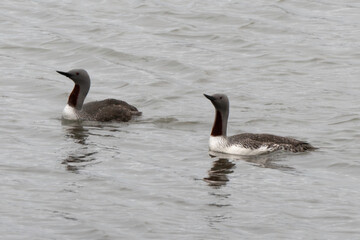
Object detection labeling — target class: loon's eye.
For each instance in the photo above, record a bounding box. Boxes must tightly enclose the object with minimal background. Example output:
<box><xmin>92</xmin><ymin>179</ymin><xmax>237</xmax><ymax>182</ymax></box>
<box><xmin>76</xmin><ymin>72</ymin><xmax>79</xmax><ymax>75</ymax></box>
<box><xmin>219</xmin><ymin>97</ymin><xmax>223</xmax><ymax>100</ymax></box>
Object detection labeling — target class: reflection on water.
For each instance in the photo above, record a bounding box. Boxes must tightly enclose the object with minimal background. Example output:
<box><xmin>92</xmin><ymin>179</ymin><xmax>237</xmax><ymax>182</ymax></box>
<box><xmin>205</xmin><ymin>151</ymin><xmax>295</xmax><ymax>187</ymax></box>
<box><xmin>204</xmin><ymin>158</ymin><xmax>236</xmax><ymax>188</ymax></box>
<box><xmin>62</xmin><ymin>122</ymin><xmax>98</xmax><ymax>173</ymax></box>
<box><xmin>204</xmin><ymin>152</ymin><xmax>297</xmax><ymax>229</ymax></box>
<box><xmin>63</xmin><ymin>152</ymin><xmax>97</xmax><ymax>173</ymax></box>
<box><xmin>241</xmin><ymin>155</ymin><xmax>295</xmax><ymax>172</ymax></box>
<box><xmin>63</xmin><ymin>122</ymin><xmax>89</xmax><ymax>145</ymax></box>
<box><xmin>204</xmin><ymin>157</ymin><xmax>235</xmax><ymax>229</ymax></box>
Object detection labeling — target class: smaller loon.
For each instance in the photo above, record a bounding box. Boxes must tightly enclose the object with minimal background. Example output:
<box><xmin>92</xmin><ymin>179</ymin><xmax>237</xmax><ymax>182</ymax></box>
<box><xmin>57</xmin><ymin>69</ymin><xmax>141</xmax><ymax>122</ymax></box>
<box><xmin>204</xmin><ymin>93</ymin><xmax>316</xmax><ymax>155</ymax></box>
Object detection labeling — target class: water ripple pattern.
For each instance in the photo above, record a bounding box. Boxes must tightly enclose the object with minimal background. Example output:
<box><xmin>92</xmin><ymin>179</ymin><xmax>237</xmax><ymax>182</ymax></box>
<box><xmin>0</xmin><ymin>0</ymin><xmax>360</xmax><ymax>239</ymax></box>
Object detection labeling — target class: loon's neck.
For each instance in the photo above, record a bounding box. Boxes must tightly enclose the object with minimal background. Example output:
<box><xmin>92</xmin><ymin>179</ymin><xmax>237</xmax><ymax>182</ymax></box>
<box><xmin>211</xmin><ymin>110</ymin><xmax>228</xmax><ymax>137</ymax></box>
<box><xmin>68</xmin><ymin>84</ymin><xmax>89</xmax><ymax>110</ymax></box>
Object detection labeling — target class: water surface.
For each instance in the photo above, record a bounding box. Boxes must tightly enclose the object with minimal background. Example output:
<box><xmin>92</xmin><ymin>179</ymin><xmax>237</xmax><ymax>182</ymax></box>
<box><xmin>1</xmin><ymin>0</ymin><xmax>360</xmax><ymax>239</ymax></box>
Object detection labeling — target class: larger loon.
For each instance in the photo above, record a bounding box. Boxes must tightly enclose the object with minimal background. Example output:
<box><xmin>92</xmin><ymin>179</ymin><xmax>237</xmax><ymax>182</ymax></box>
<box><xmin>204</xmin><ymin>93</ymin><xmax>316</xmax><ymax>155</ymax></box>
<box><xmin>57</xmin><ymin>69</ymin><xmax>141</xmax><ymax>122</ymax></box>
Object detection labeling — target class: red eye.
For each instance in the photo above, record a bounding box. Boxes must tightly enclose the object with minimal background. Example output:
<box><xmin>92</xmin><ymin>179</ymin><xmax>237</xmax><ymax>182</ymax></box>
<box><xmin>76</xmin><ymin>72</ymin><xmax>79</xmax><ymax>75</ymax></box>
<box><xmin>220</xmin><ymin>97</ymin><xmax>223</xmax><ymax>100</ymax></box>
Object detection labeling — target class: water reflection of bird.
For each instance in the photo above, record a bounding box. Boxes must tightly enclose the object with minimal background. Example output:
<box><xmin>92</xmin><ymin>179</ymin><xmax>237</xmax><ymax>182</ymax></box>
<box><xmin>205</xmin><ymin>152</ymin><xmax>295</xmax><ymax>187</ymax></box>
<box><xmin>62</xmin><ymin>123</ymin><xmax>97</xmax><ymax>173</ymax></box>
<box><xmin>64</xmin><ymin>123</ymin><xmax>89</xmax><ymax>145</ymax></box>
<box><xmin>204</xmin><ymin>158</ymin><xmax>236</xmax><ymax>188</ymax></box>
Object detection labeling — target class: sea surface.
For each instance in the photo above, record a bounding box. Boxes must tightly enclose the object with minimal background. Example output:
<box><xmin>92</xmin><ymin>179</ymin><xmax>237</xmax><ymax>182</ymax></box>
<box><xmin>1</xmin><ymin>0</ymin><xmax>360</xmax><ymax>239</ymax></box>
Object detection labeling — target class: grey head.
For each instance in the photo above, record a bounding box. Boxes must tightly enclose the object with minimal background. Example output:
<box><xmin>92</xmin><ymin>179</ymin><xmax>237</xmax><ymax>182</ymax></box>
<box><xmin>204</xmin><ymin>94</ymin><xmax>229</xmax><ymax>113</ymax></box>
<box><xmin>204</xmin><ymin>93</ymin><xmax>230</xmax><ymax>137</ymax></box>
<box><xmin>57</xmin><ymin>69</ymin><xmax>91</xmax><ymax>110</ymax></box>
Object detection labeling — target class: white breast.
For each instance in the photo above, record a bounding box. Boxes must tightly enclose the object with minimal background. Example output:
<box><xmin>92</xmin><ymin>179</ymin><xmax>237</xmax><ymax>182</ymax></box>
<box><xmin>209</xmin><ymin>136</ymin><xmax>274</xmax><ymax>156</ymax></box>
<box><xmin>62</xmin><ymin>104</ymin><xmax>79</xmax><ymax>120</ymax></box>
<box><xmin>209</xmin><ymin>136</ymin><xmax>227</xmax><ymax>152</ymax></box>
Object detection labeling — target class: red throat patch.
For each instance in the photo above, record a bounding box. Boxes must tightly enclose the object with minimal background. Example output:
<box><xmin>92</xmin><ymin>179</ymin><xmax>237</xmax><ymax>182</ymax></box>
<box><xmin>211</xmin><ymin>111</ymin><xmax>223</xmax><ymax>136</ymax></box>
<box><xmin>68</xmin><ymin>84</ymin><xmax>80</xmax><ymax>107</ymax></box>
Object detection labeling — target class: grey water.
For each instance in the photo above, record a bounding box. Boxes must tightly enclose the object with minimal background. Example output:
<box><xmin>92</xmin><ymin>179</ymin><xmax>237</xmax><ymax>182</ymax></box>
<box><xmin>1</xmin><ymin>0</ymin><xmax>360</xmax><ymax>239</ymax></box>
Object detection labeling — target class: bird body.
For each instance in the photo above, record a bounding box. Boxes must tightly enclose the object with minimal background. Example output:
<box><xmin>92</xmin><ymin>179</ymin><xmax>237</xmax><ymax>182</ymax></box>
<box><xmin>204</xmin><ymin>93</ymin><xmax>316</xmax><ymax>155</ymax></box>
<box><xmin>57</xmin><ymin>69</ymin><xmax>141</xmax><ymax>122</ymax></box>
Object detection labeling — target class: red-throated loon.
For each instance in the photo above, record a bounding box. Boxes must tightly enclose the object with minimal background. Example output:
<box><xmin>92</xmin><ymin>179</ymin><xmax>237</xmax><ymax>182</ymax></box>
<box><xmin>204</xmin><ymin>93</ymin><xmax>316</xmax><ymax>155</ymax></box>
<box><xmin>57</xmin><ymin>69</ymin><xmax>141</xmax><ymax>122</ymax></box>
